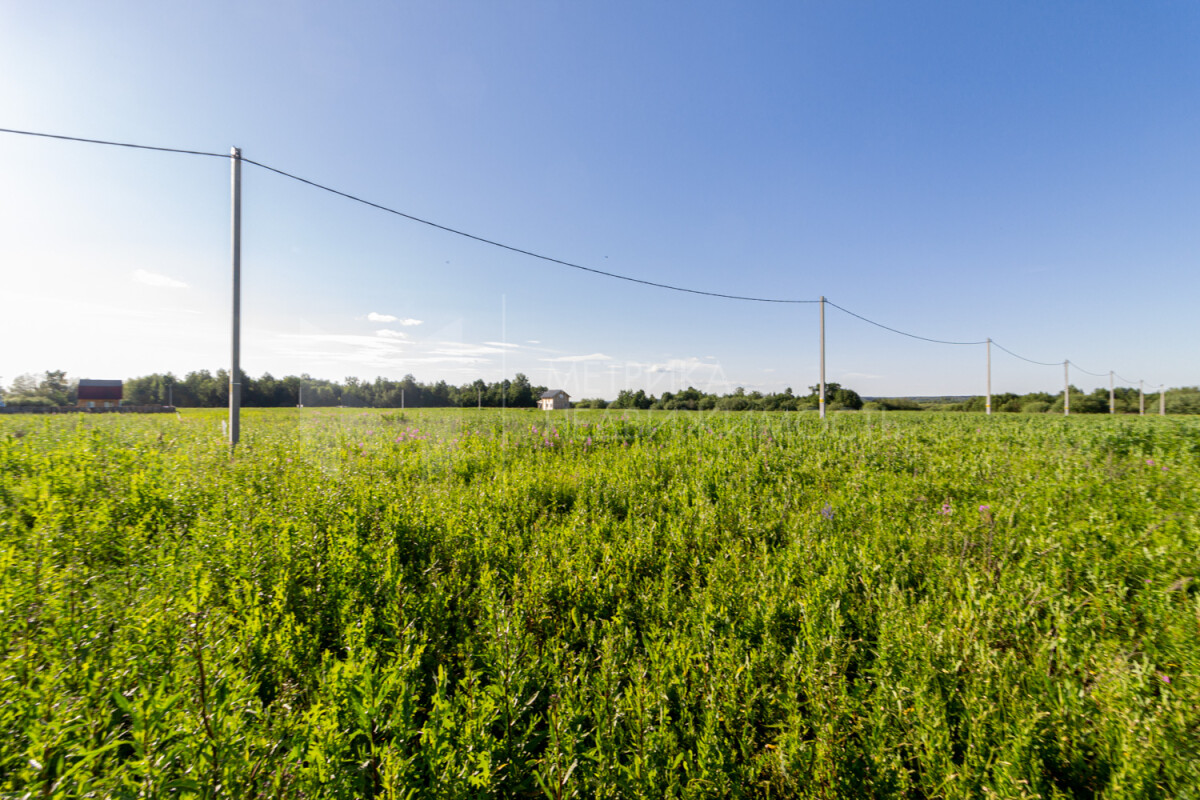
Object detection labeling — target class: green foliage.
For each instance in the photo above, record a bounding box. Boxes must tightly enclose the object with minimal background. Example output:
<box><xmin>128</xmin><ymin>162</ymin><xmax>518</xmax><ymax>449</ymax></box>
<box><xmin>1</xmin><ymin>410</ymin><xmax>1198</xmax><ymax>796</ymax></box>
<box><xmin>864</xmin><ymin>398</ymin><xmax>924</xmax><ymax>412</ymax></box>
<box><xmin>1</xmin><ymin>371</ymin><xmax>74</xmax><ymax>406</ymax></box>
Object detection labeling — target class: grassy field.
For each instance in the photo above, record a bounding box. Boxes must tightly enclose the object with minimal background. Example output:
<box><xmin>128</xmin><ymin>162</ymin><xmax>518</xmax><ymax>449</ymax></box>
<box><xmin>1</xmin><ymin>408</ymin><xmax>1197</xmax><ymax>798</ymax></box>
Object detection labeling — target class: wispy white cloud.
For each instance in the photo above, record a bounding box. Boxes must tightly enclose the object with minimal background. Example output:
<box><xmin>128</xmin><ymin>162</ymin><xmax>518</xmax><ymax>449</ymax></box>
<box><xmin>376</xmin><ymin>329</ymin><xmax>407</xmax><ymax>339</ymax></box>
<box><xmin>527</xmin><ymin>340</ymin><xmax>541</xmax><ymax>345</ymax></box>
<box><xmin>539</xmin><ymin>352</ymin><xmax>612</xmax><ymax>363</ymax></box>
<box><xmin>368</xmin><ymin>312</ymin><xmax>422</xmax><ymax>325</ymax></box>
<box><xmin>431</xmin><ymin>343</ymin><xmax>510</xmax><ymax>357</ymax></box>
<box><xmin>132</xmin><ymin>269</ymin><xmax>189</xmax><ymax>289</ymax></box>
<box><xmin>482</xmin><ymin>341</ymin><xmax>521</xmax><ymax>349</ymax></box>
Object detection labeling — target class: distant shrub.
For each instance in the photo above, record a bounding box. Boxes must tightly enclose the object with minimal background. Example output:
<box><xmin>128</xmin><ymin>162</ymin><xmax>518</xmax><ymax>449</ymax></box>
<box><xmin>877</xmin><ymin>398</ymin><xmax>923</xmax><ymax>411</ymax></box>
<box><xmin>1166</xmin><ymin>387</ymin><xmax>1200</xmax><ymax>415</ymax></box>
<box><xmin>1022</xmin><ymin>400</ymin><xmax>1050</xmax><ymax>413</ymax></box>
<box><xmin>5</xmin><ymin>395</ymin><xmax>56</xmax><ymax>408</ymax></box>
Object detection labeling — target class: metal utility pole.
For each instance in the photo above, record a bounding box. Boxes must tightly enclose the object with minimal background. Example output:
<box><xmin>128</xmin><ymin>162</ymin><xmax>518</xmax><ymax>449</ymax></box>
<box><xmin>1160</xmin><ymin>385</ymin><xmax>1166</xmax><ymax>416</ymax></box>
<box><xmin>819</xmin><ymin>296</ymin><xmax>826</xmax><ymax>420</ymax></box>
<box><xmin>401</xmin><ymin>388</ymin><xmax>405</xmax><ymax>410</ymax></box>
<box><xmin>1108</xmin><ymin>371</ymin><xmax>1115</xmax><ymax>415</ymax></box>
<box><xmin>229</xmin><ymin>147</ymin><xmax>242</xmax><ymax>448</ymax></box>
<box><xmin>298</xmin><ymin>386</ymin><xmax>303</xmax><ymax>408</ymax></box>
<box><xmin>986</xmin><ymin>338</ymin><xmax>992</xmax><ymax>415</ymax></box>
<box><xmin>477</xmin><ymin>387</ymin><xmax>481</xmax><ymax>409</ymax></box>
<box><xmin>1139</xmin><ymin>380</ymin><xmax>1145</xmax><ymax>416</ymax></box>
<box><xmin>1063</xmin><ymin>360</ymin><xmax>1070</xmax><ymax>416</ymax></box>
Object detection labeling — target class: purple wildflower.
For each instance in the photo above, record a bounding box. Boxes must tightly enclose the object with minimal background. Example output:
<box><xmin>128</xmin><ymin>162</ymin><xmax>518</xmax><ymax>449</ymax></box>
<box><xmin>820</xmin><ymin>504</ymin><xmax>834</xmax><ymax>521</ymax></box>
<box><xmin>939</xmin><ymin>503</ymin><xmax>953</xmax><ymax>516</ymax></box>
<box><xmin>1159</xmin><ymin>673</ymin><xmax>1171</xmax><ymax>684</ymax></box>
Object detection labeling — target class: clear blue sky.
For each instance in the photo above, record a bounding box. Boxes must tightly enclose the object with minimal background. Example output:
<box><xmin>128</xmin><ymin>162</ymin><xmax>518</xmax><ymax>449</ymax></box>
<box><xmin>2</xmin><ymin>2</ymin><xmax>1196</xmax><ymax>399</ymax></box>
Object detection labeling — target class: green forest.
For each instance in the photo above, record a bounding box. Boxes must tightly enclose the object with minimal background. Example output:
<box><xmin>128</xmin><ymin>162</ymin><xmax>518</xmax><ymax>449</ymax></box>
<box><xmin>3</xmin><ymin>369</ymin><xmax>1199</xmax><ymax>414</ymax></box>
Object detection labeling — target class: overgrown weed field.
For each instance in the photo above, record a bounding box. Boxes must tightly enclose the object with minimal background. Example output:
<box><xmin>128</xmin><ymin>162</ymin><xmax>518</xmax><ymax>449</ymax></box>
<box><xmin>1</xmin><ymin>408</ymin><xmax>1198</xmax><ymax>798</ymax></box>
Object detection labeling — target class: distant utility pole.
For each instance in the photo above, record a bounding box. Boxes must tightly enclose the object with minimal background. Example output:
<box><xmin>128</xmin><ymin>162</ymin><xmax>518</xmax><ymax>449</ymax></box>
<box><xmin>298</xmin><ymin>386</ymin><xmax>303</xmax><ymax>408</ymax></box>
<box><xmin>1109</xmin><ymin>371</ymin><xmax>1115</xmax><ymax>415</ymax></box>
<box><xmin>229</xmin><ymin>147</ymin><xmax>242</xmax><ymax>448</ymax></box>
<box><xmin>1063</xmin><ymin>360</ymin><xmax>1070</xmax><ymax>416</ymax></box>
<box><xmin>1139</xmin><ymin>380</ymin><xmax>1145</xmax><ymax>416</ymax></box>
<box><xmin>1160</xmin><ymin>385</ymin><xmax>1166</xmax><ymax>416</ymax></box>
<box><xmin>985</xmin><ymin>338</ymin><xmax>992</xmax><ymax>416</ymax></box>
<box><xmin>819</xmin><ymin>296</ymin><xmax>826</xmax><ymax>420</ymax></box>
<box><xmin>401</xmin><ymin>388</ymin><xmax>405</xmax><ymax>410</ymax></box>
<box><xmin>477</xmin><ymin>387</ymin><xmax>481</xmax><ymax>409</ymax></box>
<box><xmin>168</xmin><ymin>383</ymin><xmax>173</xmax><ymax>408</ymax></box>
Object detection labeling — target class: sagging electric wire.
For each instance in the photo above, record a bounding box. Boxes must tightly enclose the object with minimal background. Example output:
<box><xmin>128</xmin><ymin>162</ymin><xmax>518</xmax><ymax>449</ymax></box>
<box><xmin>0</xmin><ymin>125</ymin><xmax>1161</xmax><ymax>385</ymax></box>
<box><xmin>826</xmin><ymin>300</ymin><xmax>987</xmax><ymax>346</ymax></box>
<box><xmin>0</xmin><ymin>126</ymin><xmax>226</xmax><ymax>159</ymax></box>
<box><xmin>990</xmin><ymin>340</ymin><xmax>1062</xmax><ymax>367</ymax></box>
<box><xmin>241</xmin><ymin>157</ymin><xmax>822</xmax><ymax>305</ymax></box>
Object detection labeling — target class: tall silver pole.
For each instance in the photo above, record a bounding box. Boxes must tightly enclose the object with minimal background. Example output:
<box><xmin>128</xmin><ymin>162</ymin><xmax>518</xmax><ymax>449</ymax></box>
<box><xmin>230</xmin><ymin>147</ymin><xmax>242</xmax><ymax>447</ymax></box>
<box><xmin>1139</xmin><ymin>380</ymin><xmax>1144</xmax><ymax>416</ymax></box>
<box><xmin>1109</xmin><ymin>371</ymin><xmax>1115</xmax><ymax>414</ymax></box>
<box><xmin>819</xmin><ymin>296</ymin><xmax>826</xmax><ymax>420</ymax></box>
<box><xmin>1160</xmin><ymin>385</ymin><xmax>1166</xmax><ymax>416</ymax></box>
<box><xmin>986</xmin><ymin>338</ymin><xmax>992</xmax><ymax>415</ymax></box>
<box><xmin>1063</xmin><ymin>360</ymin><xmax>1070</xmax><ymax>416</ymax></box>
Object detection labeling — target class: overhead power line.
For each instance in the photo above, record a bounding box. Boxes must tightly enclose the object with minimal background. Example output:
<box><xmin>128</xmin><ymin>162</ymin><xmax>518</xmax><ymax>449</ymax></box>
<box><xmin>1071</xmin><ymin>362</ymin><xmax>1110</xmax><ymax>378</ymax></box>
<box><xmin>990</xmin><ymin>340</ymin><xmax>1062</xmax><ymax>367</ymax></box>
<box><xmin>826</xmin><ymin>300</ymin><xmax>987</xmax><ymax>346</ymax></box>
<box><xmin>0</xmin><ymin>125</ymin><xmax>1160</xmax><ymax>387</ymax></box>
<box><xmin>0</xmin><ymin>126</ymin><xmax>226</xmax><ymax>159</ymax></box>
<box><xmin>0</xmin><ymin>127</ymin><xmax>821</xmax><ymax>305</ymax></box>
<box><xmin>240</xmin><ymin>157</ymin><xmax>821</xmax><ymax>304</ymax></box>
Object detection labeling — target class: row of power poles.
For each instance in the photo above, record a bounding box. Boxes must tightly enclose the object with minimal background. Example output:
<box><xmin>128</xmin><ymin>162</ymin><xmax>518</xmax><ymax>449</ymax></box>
<box><xmin>812</xmin><ymin>299</ymin><xmax>1165</xmax><ymax>421</ymax></box>
<box><xmin>229</xmin><ymin>165</ymin><xmax>1167</xmax><ymax>443</ymax></box>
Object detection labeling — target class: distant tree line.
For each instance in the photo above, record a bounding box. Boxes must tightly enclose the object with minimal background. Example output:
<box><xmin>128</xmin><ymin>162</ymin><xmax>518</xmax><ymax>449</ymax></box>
<box><xmin>932</xmin><ymin>385</ymin><xmax>1200</xmax><ymax>415</ymax></box>
<box><xmin>3</xmin><ymin>370</ymin><xmax>1198</xmax><ymax>413</ymax></box>
<box><xmin>0</xmin><ymin>370</ymin><xmax>73</xmax><ymax>407</ymax></box>
<box><xmin>117</xmin><ymin>371</ymin><xmax>554</xmax><ymax>409</ymax></box>
<box><xmin>575</xmin><ymin>383</ymin><xmax>865</xmax><ymax>411</ymax></box>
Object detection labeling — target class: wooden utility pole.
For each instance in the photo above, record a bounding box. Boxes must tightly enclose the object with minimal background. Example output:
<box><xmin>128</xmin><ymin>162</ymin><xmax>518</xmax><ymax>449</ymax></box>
<box><xmin>1063</xmin><ymin>360</ymin><xmax>1070</xmax><ymax>416</ymax></box>
<box><xmin>819</xmin><ymin>296</ymin><xmax>826</xmax><ymax>420</ymax></box>
<box><xmin>986</xmin><ymin>338</ymin><xmax>992</xmax><ymax>415</ymax></box>
<box><xmin>1160</xmin><ymin>385</ymin><xmax>1166</xmax><ymax>416</ymax></box>
<box><xmin>1109</xmin><ymin>371</ymin><xmax>1115</xmax><ymax>414</ymax></box>
<box><xmin>229</xmin><ymin>147</ymin><xmax>242</xmax><ymax>448</ymax></box>
<box><xmin>1139</xmin><ymin>380</ymin><xmax>1145</xmax><ymax>416</ymax></box>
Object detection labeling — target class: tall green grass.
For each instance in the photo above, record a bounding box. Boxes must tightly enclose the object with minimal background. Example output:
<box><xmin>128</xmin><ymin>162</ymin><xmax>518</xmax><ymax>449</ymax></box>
<box><xmin>1</xmin><ymin>408</ymin><xmax>1197</xmax><ymax>797</ymax></box>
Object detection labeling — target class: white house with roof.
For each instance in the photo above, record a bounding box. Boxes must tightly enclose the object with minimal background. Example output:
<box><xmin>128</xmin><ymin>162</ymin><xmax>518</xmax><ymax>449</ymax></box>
<box><xmin>538</xmin><ymin>389</ymin><xmax>570</xmax><ymax>410</ymax></box>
